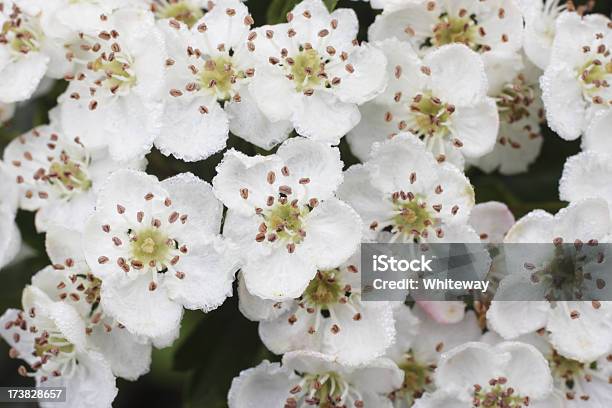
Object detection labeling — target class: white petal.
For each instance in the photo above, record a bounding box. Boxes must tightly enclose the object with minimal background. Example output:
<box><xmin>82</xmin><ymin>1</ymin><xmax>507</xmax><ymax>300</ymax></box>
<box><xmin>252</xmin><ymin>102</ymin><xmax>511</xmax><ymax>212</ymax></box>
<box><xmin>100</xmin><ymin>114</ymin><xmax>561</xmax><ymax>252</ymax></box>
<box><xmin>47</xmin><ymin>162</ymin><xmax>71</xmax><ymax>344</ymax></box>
<box><xmin>237</xmin><ymin>273</ymin><xmax>291</xmax><ymax>321</ymax></box>
<box><xmin>156</xmin><ymin>97</ymin><xmax>228</xmax><ymax>162</ymax></box>
<box><xmin>89</xmin><ymin>322</ymin><xmax>152</xmax><ymax>380</ymax></box>
<box><xmin>45</xmin><ymin>225</ymin><xmax>88</xmax><ymax>274</ymax></box>
<box><xmin>468</xmin><ymin>201</ymin><xmax>515</xmax><ymax>243</ymax></box>
<box><xmin>560</xmin><ymin>151</ymin><xmax>612</xmax><ymax>214</ymax></box>
<box><xmin>228</xmin><ymin>360</ymin><xmax>294</xmax><ymax>408</ymax></box>
<box><xmin>347</xmin><ymin>357</ymin><xmax>405</xmax><ymax>394</ymax></box>
<box><xmin>487</xmin><ymin>301</ymin><xmax>550</xmax><ymax>339</ymax></box>
<box><xmin>161</xmin><ymin>172</ymin><xmax>224</xmax><ymax>238</ymax></box>
<box><xmin>346</xmin><ymin>102</ymin><xmax>396</xmax><ymax>161</ymax></box>
<box><xmin>301</xmin><ymin>198</ymin><xmax>362</xmax><ymax>270</ymax></box>
<box><xmin>547</xmin><ymin>301</ymin><xmax>612</xmax><ymax>363</ymax></box>
<box><xmin>323</xmin><ymin>301</ymin><xmax>396</xmax><ymax>365</ymax></box>
<box><xmin>540</xmin><ymin>65</ymin><xmax>587</xmax><ymax>140</ymax></box>
<box><xmin>449</xmin><ymin>98</ymin><xmax>499</xmax><ymax>158</ymax></box>
<box><xmin>242</xmin><ymin>248</ymin><xmax>317</xmax><ymax>300</ymax></box>
<box><xmin>0</xmin><ymin>53</ymin><xmax>49</xmax><ymax>103</ymax></box>
<box><xmin>249</xmin><ymin>67</ymin><xmax>298</xmax><ymax>122</ymax></box>
<box><xmin>416</xmin><ymin>301</ymin><xmax>465</xmax><ymax>324</ymax></box>
<box><xmin>583</xmin><ymin>109</ymin><xmax>612</xmax><ymax>153</ymax></box>
<box><xmin>100</xmin><ymin>274</ymin><xmax>183</xmax><ymax>339</ymax></box>
<box><xmin>385</xmin><ymin>304</ymin><xmax>420</xmax><ymax>363</ymax></box>
<box><xmin>496</xmin><ymin>342</ymin><xmax>554</xmax><ymax>399</ymax></box>
<box><xmin>196</xmin><ymin>0</ymin><xmax>250</xmax><ymax>50</ymax></box>
<box><xmin>425</xmin><ymin>44</ymin><xmax>488</xmax><ymax>106</ymax></box>
<box><xmin>226</xmin><ymin>86</ymin><xmax>292</xmax><ymax>150</ymax></box>
<box><xmin>292</xmin><ymin>92</ymin><xmax>361</xmax><ymax>144</ymax></box>
<box><xmin>276</xmin><ymin>138</ymin><xmax>344</xmax><ymax>201</ymax></box>
<box><xmin>0</xmin><ymin>207</ymin><xmax>20</xmax><ymax>270</ymax></box>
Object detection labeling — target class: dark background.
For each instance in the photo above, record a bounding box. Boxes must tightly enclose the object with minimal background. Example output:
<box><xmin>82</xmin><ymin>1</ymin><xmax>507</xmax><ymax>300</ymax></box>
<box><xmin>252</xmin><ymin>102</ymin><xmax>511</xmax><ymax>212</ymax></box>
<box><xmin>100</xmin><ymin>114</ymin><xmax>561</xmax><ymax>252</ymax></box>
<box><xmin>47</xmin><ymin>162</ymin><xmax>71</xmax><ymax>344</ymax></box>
<box><xmin>1</xmin><ymin>0</ymin><xmax>610</xmax><ymax>406</ymax></box>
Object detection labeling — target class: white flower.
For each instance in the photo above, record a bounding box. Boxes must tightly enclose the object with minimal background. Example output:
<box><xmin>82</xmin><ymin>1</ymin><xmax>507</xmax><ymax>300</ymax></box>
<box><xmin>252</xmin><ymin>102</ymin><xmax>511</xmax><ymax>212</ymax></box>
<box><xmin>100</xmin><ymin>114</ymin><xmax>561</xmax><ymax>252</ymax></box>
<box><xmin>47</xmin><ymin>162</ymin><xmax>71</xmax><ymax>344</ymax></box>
<box><xmin>0</xmin><ymin>0</ymin><xmax>52</xmax><ymax>103</ymax></box>
<box><xmin>142</xmin><ymin>0</ymin><xmax>210</xmax><ymax>26</ymax></box>
<box><xmin>468</xmin><ymin>54</ymin><xmax>544</xmax><ymax>175</ymax></box>
<box><xmin>213</xmin><ymin>138</ymin><xmax>362</xmax><ymax>300</ymax></box>
<box><xmin>583</xmin><ymin>108</ymin><xmax>612</xmax><ymax>152</ymax></box>
<box><xmin>228</xmin><ymin>350</ymin><xmax>404</xmax><ymax>408</ymax></box>
<box><xmin>0</xmin><ymin>162</ymin><xmax>21</xmax><ymax>269</ymax></box>
<box><xmin>158</xmin><ymin>0</ymin><xmax>292</xmax><ymax>159</ymax></box>
<box><xmin>488</xmin><ymin>199</ymin><xmax>612</xmax><ymax>362</ymax></box>
<box><xmin>241</xmin><ymin>252</ymin><xmax>397</xmax><ymax>366</ymax></box>
<box><xmin>0</xmin><ymin>102</ymin><xmax>16</xmax><ymax>126</ymax></box>
<box><xmin>82</xmin><ymin>169</ymin><xmax>237</xmax><ymax>339</ymax></box>
<box><xmin>560</xmin><ymin>150</ymin><xmax>612</xmax><ymax>217</ymax></box>
<box><xmin>41</xmin><ymin>225</ymin><xmax>153</xmax><ymax>379</ymax></box>
<box><xmin>414</xmin><ymin>342</ymin><xmax>557</xmax><ymax>408</ymax></box>
<box><xmin>468</xmin><ymin>201</ymin><xmax>515</xmax><ymax>243</ymax></box>
<box><xmin>243</xmin><ymin>0</ymin><xmax>388</xmax><ymax>144</ymax></box>
<box><xmin>483</xmin><ymin>330</ymin><xmax>612</xmax><ymax>406</ymax></box>
<box><xmin>2</xmin><ymin>125</ymin><xmax>145</xmax><ymax>232</ymax></box>
<box><xmin>338</xmin><ymin>133</ymin><xmax>477</xmax><ymax>243</ymax></box>
<box><xmin>368</xmin><ymin>0</ymin><xmax>524</xmax><ymax>57</ymax></box>
<box><xmin>540</xmin><ymin>11</ymin><xmax>611</xmax><ymax>142</ymax></box>
<box><xmin>386</xmin><ymin>304</ymin><xmax>482</xmax><ymax>407</ymax></box>
<box><xmin>0</xmin><ymin>286</ymin><xmax>118</xmax><ymax>408</ymax></box>
<box><xmin>519</xmin><ymin>0</ymin><xmax>568</xmax><ymax>70</ymax></box>
<box><xmin>57</xmin><ymin>7</ymin><xmax>166</xmax><ymax>161</ymax></box>
<box><xmin>346</xmin><ymin>40</ymin><xmax>498</xmax><ymax>168</ymax></box>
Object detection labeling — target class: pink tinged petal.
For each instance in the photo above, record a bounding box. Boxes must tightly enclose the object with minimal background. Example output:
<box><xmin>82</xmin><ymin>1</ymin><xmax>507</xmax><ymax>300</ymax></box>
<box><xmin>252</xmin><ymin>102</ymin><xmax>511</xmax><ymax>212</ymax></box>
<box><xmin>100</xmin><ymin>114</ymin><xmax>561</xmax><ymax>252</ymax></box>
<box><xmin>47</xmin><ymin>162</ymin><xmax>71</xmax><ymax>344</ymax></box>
<box><xmin>416</xmin><ymin>301</ymin><xmax>465</xmax><ymax>324</ymax></box>
<box><xmin>469</xmin><ymin>201</ymin><xmax>515</xmax><ymax>243</ymax></box>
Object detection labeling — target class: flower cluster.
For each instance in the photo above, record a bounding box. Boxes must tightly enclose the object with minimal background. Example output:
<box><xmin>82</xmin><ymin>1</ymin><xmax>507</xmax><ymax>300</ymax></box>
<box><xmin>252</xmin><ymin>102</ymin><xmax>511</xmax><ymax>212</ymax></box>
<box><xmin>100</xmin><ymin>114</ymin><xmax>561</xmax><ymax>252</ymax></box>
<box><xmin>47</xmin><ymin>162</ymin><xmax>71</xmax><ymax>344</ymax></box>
<box><xmin>0</xmin><ymin>0</ymin><xmax>611</xmax><ymax>407</ymax></box>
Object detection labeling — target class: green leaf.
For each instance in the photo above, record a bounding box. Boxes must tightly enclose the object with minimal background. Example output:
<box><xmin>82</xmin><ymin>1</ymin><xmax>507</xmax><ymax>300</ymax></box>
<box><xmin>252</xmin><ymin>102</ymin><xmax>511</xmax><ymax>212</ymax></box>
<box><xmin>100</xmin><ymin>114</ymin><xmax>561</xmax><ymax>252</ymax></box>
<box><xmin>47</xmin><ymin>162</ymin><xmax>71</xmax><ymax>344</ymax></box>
<box><xmin>266</xmin><ymin>0</ymin><xmax>300</xmax><ymax>24</ymax></box>
<box><xmin>324</xmin><ymin>0</ymin><xmax>339</xmax><ymax>11</ymax></box>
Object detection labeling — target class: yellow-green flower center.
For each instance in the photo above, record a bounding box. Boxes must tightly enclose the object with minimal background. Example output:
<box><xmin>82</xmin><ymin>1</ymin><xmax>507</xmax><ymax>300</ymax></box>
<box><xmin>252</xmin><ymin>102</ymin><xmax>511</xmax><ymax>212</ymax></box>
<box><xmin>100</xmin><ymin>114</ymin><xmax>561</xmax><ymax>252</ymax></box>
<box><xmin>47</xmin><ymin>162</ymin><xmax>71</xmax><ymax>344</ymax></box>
<box><xmin>2</xmin><ymin>23</ymin><xmax>40</xmax><ymax>54</ymax></box>
<box><xmin>393</xmin><ymin>353</ymin><xmax>432</xmax><ymax>405</ymax></box>
<box><xmin>410</xmin><ymin>93</ymin><xmax>453</xmax><ymax>137</ymax></box>
<box><xmin>473</xmin><ymin>378</ymin><xmax>529</xmax><ymax>408</ymax></box>
<box><xmin>430</xmin><ymin>13</ymin><xmax>478</xmax><ymax>50</ymax></box>
<box><xmin>157</xmin><ymin>1</ymin><xmax>204</xmax><ymax>28</ymax></box>
<box><xmin>263</xmin><ymin>202</ymin><xmax>310</xmax><ymax>244</ymax></box>
<box><xmin>48</xmin><ymin>160</ymin><xmax>92</xmax><ymax>193</ymax></box>
<box><xmin>200</xmin><ymin>57</ymin><xmax>245</xmax><ymax>101</ymax></box>
<box><xmin>290</xmin><ymin>49</ymin><xmax>323</xmax><ymax>92</ymax></box>
<box><xmin>34</xmin><ymin>336</ymin><xmax>75</xmax><ymax>357</ymax></box>
<box><xmin>391</xmin><ymin>196</ymin><xmax>432</xmax><ymax>236</ymax></box>
<box><xmin>131</xmin><ymin>228</ymin><xmax>171</xmax><ymax>266</ymax></box>
<box><xmin>550</xmin><ymin>350</ymin><xmax>586</xmax><ymax>382</ymax></box>
<box><xmin>303</xmin><ymin>269</ymin><xmax>344</xmax><ymax>307</ymax></box>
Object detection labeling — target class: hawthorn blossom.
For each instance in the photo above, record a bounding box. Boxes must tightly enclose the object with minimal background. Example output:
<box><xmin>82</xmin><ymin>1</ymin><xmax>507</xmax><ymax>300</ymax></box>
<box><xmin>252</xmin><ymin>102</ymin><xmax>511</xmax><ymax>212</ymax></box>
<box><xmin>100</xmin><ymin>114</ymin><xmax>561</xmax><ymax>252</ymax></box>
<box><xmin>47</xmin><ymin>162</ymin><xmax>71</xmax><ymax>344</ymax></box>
<box><xmin>540</xmin><ymin>11</ymin><xmax>611</xmax><ymax>141</ymax></box>
<box><xmin>0</xmin><ymin>162</ymin><xmax>21</xmax><ymax>269</ymax></box>
<box><xmin>213</xmin><ymin>138</ymin><xmax>361</xmax><ymax>300</ymax></box>
<box><xmin>468</xmin><ymin>201</ymin><xmax>515</xmax><ymax>243</ymax></box>
<box><xmin>368</xmin><ymin>0</ymin><xmax>524</xmax><ymax>80</ymax></box>
<box><xmin>413</xmin><ymin>342</ymin><xmax>557</xmax><ymax>408</ymax></box>
<box><xmin>0</xmin><ymin>0</ymin><xmax>53</xmax><ymax>103</ymax></box>
<box><xmin>243</xmin><ymin>0</ymin><xmax>388</xmax><ymax>144</ymax></box>
<box><xmin>41</xmin><ymin>225</ymin><xmax>154</xmax><ymax>378</ymax></box>
<box><xmin>83</xmin><ymin>169</ymin><xmax>237</xmax><ymax>339</ymax></box>
<box><xmin>386</xmin><ymin>304</ymin><xmax>481</xmax><ymax>407</ymax></box>
<box><xmin>159</xmin><ymin>0</ymin><xmax>292</xmax><ymax>159</ymax></box>
<box><xmin>0</xmin><ymin>286</ymin><xmax>118</xmax><ymax>408</ymax></box>
<box><xmin>519</xmin><ymin>0</ymin><xmax>569</xmax><ymax>70</ymax></box>
<box><xmin>488</xmin><ymin>198</ymin><xmax>612</xmax><ymax>362</ymax></box>
<box><xmin>346</xmin><ymin>40</ymin><xmax>498</xmax><ymax>168</ymax></box>
<box><xmin>143</xmin><ymin>0</ymin><xmax>210</xmax><ymax>26</ymax></box>
<box><xmin>2</xmin><ymin>125</ymin><xmax>145</xmax><ymax>232</ymax></box>
<box><xmin>483</xmin><ymin>330</ymin><xmax>612</xmax><ymax>406</ymax></box>
<box><xmin>560</xmin><ymin>150</ymin><xmax>612</xmax><ymax>215</ymax></box>
<box><xmin>241</xmin><ymin>253</ymin><xmax>396</xmax><ymax>366</ymax></box>
<box><xmin>468</xmin><ymin>54</ymin><xmax>544</xmax><ymax>175</ymax></box>
<box><xmin>228</xmin><ymin>350</ymin><xmax>404</xmax><ymax>408</ymax></box>
<box><xmin>57</xmin><ymin>7</ymin><xmax>166</xmax><ymax>161</ymax></box>
<box><xmin>338</xmin><ymin>134</ymin><xmax>477</xmax><ymax>243</ymax></box>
